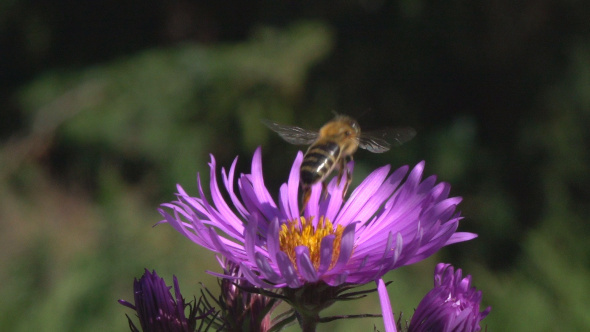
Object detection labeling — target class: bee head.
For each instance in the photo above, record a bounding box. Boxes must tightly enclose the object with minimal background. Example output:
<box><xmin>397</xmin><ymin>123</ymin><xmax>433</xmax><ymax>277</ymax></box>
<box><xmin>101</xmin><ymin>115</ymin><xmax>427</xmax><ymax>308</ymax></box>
<box><xmin>317</xmin><ymin>115</ymin><xmax>361</xmax><ymax>155</ymax></box>
<box><xmin>330</xmin><ymin>115</ymin><xmax>360</xmax><ymax>138</ymax></box>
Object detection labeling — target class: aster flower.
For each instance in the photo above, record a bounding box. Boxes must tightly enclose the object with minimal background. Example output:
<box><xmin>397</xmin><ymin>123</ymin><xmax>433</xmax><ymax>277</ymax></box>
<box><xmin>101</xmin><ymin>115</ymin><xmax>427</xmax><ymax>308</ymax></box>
<box><xmin>159</xmin><ymin>147</ymin><xmax>476</xmax><ymax>330</ymax></box>
<box><xmin>407</xmin><ymin>263</ymin><xmax>491</xmax><ymax>332</ymax></box>
<box><xmin>118</xmin><ymin>269</ymin><xmax>215</xmax><ymax>332</ymax></box>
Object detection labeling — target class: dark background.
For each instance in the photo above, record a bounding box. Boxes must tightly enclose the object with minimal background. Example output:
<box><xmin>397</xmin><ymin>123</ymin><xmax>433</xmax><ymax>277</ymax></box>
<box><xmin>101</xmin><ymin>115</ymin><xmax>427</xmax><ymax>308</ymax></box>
<box><xmin>1</xmin><ymin>1</ymin><xmax>589</xmax><ymax>330</ymax></box>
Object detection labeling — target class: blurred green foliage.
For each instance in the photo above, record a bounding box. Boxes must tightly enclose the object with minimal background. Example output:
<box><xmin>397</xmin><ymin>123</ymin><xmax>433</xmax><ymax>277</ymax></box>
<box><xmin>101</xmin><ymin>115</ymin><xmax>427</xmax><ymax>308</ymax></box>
<box><xmin>11</xmin><ymin>21</ymin><xmax>333</xmax><ymax>198</ymax></box>
<box><xmin>1</xmin><ymin>1</ymin><xmax>589</xmax><ymax>331</ymax></box>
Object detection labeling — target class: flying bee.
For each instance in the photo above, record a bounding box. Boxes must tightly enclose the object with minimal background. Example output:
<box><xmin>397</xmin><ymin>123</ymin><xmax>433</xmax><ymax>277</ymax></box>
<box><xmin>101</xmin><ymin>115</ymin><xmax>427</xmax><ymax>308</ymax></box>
<box><xmin>262</xmin><ymin>114</ymin><xmax>416</xmax><ymax>210</ymax></box>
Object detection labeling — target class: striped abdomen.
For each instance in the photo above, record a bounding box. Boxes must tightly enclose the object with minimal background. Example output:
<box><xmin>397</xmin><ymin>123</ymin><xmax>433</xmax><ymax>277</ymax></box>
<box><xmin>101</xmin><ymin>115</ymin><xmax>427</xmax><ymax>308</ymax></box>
<box><xmin>300</xmin><ymin>141</ymin><xmax>341</xmax><ymax>187</ymax></box>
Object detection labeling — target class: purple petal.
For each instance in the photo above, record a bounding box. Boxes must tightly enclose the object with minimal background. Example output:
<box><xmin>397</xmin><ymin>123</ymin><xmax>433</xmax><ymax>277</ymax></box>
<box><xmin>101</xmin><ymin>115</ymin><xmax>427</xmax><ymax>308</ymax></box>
<box><xmin>320</xmin><ymin>176</ymin><xmax>345</xmax><ymax>221</ymax></box>
<box><xmin>295</xmin><ymin>246</ymin><xmax>319</xmax><ymax>282</ymax></box>
<box><xmin>209</xmin><ymin>156</ymin><xmax>244</xmax><ymax>237</ymax></box>
<box><xmin>304</xmin><ymin>183</ymin><xmax>323</xmax><ymax>221</ymax></box>
<box><xmin>377</xmin><ymin>278</ymin><xmax>397</xmax><ymax>332</ymax></box>
<box><xmin>254</xmin><ymin>252</ymin><xmax>282</xmax><ymax>283</ymax></box>
<box><xmin>250</xmin><ymin>148</ymin><xmax>274</xmax><ymax>201</ymax></box>
<box><xmin>238</xmin><ymin>263</ymin><xmax>278</xmax><ymax>288</ymax></box>
<box><xmin>207</xmin><ymin>227</ymin><xmax>238</xmax><ymax>262</ymax></box>
<box><xmin>334</xmin><ymin>222</ymin><xmax>357</xmax><ymax>269</ymax></box>
<box><xmin>244</xmin><ymin>218</ymin><xmax>258</xmax><ymax>266</ymax></box>
<box><xmin>285</xmin><ymin>151</ymin><xmax>304</xmax><ymax>220</ymax></box>
<box><xmin>221</xmin><ymin>157</ymin><xmax>249</xmax><ymax>219</ymax></box>
<box><xmin>276</xmin><ymin>251</ymin><xmax>301</xmax><ymax>288</ymax></box>
<box><xmin>266</xmin><ymin>218</ymin><xmax>282</xmax><ymax>267</ymax></box>
<box><xmin>446</xmin><ymin>232</ymin><xmax>478</xmax><ymax>245</ymax></box>
<box><xmin>336</xmin><ymin>165</ymin><xmax>391</xmax><ymax>225</ymax></box>
<box><xmin>317</xmin><ymin>235</ymin><xmax>335</xmax><ymax>275</ymax></box>
<box><xmin>394</xmin><ymin>161</ymin><xmax>425</xmax><ymax>205</ymax></box>
<box><xmin>327</xmin><ymin>270</ymin><xmax>349</xmax><ymax>286</ymax></box>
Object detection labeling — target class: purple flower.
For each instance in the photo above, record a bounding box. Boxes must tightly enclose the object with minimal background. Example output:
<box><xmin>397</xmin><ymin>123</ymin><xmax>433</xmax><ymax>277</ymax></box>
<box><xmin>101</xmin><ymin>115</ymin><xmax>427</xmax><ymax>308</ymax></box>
<box><xmin>159</xmin><ymin>147</ymin><xmax>476</xmax><ymax>329</ymax></box>
<box><xmin>118</xmin><ymin>269</ymin><xmax>212</xmax><ymax>332</ymax></box>
<box><xmin>408</xmin><ymin>263</ymin><xmax>491</xmax><ymax>332</ymax></box>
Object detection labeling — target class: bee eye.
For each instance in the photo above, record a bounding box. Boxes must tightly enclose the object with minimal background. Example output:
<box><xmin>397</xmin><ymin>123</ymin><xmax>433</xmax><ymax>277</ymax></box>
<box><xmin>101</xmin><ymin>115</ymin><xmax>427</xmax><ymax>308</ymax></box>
<box><xmin>345</xmin><ymin>130</ymin><xmax>351</xmax><ymax>136</ymax></box>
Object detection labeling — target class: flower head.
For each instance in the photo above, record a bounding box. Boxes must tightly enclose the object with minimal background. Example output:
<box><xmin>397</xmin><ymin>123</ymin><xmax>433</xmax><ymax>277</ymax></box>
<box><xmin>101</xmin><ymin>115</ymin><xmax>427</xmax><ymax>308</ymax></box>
<box><xmin>118</xmin><ymin>269</ymin><xmax>213</xmax><ymax>332</ymax></box>
<box><xmin>408</xmin><ymin>263</ymin><xmax>491</xmax><ymax>332</ymax></box>
<box><xmin>160</xmin><ymin>147</ymin><xmax>476</xmax><ymax>289</ymax></box>
<box><xmin>214</xmin><ymin>259</ymin><xmax>279</xmax><ymax>332</ymax></box>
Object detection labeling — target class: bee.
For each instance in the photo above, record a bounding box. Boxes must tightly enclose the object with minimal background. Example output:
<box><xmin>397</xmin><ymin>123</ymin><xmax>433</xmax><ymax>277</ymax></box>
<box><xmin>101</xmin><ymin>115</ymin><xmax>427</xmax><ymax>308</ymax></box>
<box><xmin>263</xmin><ymin>114</ymin><xmax>416</xmax><ymax>210</ymax></box>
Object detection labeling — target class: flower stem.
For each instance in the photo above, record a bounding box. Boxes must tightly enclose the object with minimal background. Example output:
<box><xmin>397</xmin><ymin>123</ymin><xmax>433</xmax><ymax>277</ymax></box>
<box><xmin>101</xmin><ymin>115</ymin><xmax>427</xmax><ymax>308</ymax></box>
<box><xmin>297</xmin><ymin>312</ymin><xmax>319</xmax><ymax>332</ymax></box>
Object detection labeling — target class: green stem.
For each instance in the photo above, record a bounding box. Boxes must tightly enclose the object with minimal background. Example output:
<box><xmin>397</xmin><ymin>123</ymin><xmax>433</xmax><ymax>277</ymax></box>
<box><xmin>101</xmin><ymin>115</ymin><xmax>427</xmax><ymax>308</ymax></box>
<box><xmin>297</xmin><ymin>311</ymin><xmax>319</xmax><ymax>332</ymax></box>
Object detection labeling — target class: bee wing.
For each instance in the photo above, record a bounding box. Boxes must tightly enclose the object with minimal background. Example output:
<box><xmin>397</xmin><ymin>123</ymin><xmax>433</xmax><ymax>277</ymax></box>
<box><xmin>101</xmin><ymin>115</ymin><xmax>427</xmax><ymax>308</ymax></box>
<box><xmin>359</xmin><ymin>127</ymin><xmax>416</xmax><ymax>153</ymax></box>
<box><xmin>261</xmin><ymin>119</ymin><xmax>319</xmax><ymax>145</ymax></box>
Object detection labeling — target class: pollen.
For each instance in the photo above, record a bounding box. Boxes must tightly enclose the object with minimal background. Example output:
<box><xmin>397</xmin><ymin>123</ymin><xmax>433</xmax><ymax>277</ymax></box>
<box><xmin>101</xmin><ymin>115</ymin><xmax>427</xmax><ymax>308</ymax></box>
<box><xmin>278</xmin><ymin>216</ymin><xmax>344</xmax><ymax>270</ymax></box>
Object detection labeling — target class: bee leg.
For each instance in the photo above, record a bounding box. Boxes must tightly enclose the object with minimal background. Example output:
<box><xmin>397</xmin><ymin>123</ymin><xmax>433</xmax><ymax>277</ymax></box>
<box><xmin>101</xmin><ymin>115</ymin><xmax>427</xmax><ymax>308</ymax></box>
<box><xmin>341</xmin><ymin>155</ymin><xmax>353</xmax><ymax>199</ymax></box>
<box><xmin>336</xmin><ymin>154</ymin><xmax>351</xmax><ymax>187</ymax></box>
<box><xmin>300</xmin><ymin>186</ymin><xmax>311</xmax><ymax>215</ymax></box>
<box><xmin>336</xmin><ymin>163</ymin><xmax>344</xmax><ymax>187</ymax></box>
<box><xmin>322</xmin><ymin>181</ymin><xmax>329</xmax><ymax>200</ymax></box>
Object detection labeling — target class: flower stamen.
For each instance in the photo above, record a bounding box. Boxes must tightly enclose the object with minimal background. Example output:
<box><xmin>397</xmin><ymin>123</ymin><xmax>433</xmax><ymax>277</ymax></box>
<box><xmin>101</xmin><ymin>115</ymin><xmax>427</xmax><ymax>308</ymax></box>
<box><xmin>279</xmin><ymin>216</ymin><xmax>343</xmax><ymax>271</ymax></box>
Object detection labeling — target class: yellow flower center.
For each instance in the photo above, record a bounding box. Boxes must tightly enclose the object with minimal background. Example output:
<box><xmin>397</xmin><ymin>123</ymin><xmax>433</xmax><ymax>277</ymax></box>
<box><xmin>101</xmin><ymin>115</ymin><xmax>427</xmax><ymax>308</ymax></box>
<box><xmin>278</xmin><ymin>216</ymin><xmax>344</xmax><ymax>270</ymax></box>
